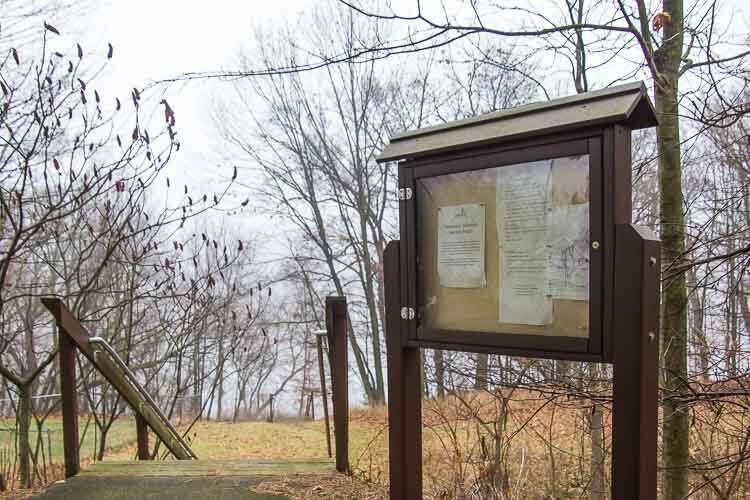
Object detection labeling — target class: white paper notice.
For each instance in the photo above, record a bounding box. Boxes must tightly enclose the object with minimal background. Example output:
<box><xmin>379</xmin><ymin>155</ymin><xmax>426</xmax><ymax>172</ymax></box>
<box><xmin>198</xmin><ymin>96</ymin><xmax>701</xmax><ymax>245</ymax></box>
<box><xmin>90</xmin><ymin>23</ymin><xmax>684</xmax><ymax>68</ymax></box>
<box><xmin>496</xmin><ymin>162</ymin><xmax>553</xmax><ymax>325</ymax></box>
<box><xmin>545</xmin><ymin>204</ymin><xmax>590</xmax><ymax>300</ymax></box>
<box><xmin>437</xmin><ymin>203</ymin><xmax>486</xmax><ymax>288</ymax></box>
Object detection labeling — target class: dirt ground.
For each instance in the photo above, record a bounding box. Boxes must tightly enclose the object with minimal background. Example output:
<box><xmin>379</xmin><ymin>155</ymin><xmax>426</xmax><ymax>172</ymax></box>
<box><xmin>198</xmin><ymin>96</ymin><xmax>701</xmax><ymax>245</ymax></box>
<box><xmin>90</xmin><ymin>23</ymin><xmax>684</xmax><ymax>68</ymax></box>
<box><xmin>252</xmin><ymin>472</ymin><xmax>386</xmax><ymax>499</ymax></box>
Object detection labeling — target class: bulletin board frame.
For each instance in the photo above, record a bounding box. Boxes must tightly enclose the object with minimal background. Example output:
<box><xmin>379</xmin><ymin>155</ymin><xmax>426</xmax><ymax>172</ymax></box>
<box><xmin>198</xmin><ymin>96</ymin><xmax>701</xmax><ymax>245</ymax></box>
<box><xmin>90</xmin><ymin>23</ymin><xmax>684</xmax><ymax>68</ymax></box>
<box><xmin>381</xmin><ymin>82</ymin><xmax>660</xmax><ymax>500</ymax></box>
<box><xmin>398</xmin><ymin>126</ymin><xmax>632</xmax><ymax>362</ymax></box>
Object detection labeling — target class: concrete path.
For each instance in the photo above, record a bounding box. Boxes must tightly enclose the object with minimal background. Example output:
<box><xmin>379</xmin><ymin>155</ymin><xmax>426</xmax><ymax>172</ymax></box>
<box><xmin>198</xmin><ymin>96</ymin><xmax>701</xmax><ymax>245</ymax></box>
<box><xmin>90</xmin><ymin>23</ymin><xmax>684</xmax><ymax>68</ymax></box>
<box><xmin>31</xmin><ymin>459</ymin><xmax>333</xmax><ymax>500</ymax></box>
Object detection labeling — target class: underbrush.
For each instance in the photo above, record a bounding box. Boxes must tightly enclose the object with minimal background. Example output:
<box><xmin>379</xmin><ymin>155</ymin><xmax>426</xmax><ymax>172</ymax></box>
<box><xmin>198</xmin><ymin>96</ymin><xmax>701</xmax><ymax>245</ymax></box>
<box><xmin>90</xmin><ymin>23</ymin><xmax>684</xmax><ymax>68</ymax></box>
<box><xmin>3</xmin><ymin>390</ymin><xmax>749</xmax><ymax>499</ymax></box>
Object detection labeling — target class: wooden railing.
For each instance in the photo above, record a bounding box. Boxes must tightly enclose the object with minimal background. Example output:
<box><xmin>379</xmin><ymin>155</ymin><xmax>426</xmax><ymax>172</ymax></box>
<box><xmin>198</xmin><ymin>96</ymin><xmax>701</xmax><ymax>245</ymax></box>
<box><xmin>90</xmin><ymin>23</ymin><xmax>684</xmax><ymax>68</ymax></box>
<box><xmin>41</xmin><ymin>298</ymin><xmax>197</xmax><ymax>478</ymax></box>
<box><xmin>88</xmin><ymin>337</ymin><xmax>197</xmax><ymax>459</ymax></box>
<box><xmin>43</xmin><ymin>296</ymin><xmax>350</xmax><ymax>478</ymax></box>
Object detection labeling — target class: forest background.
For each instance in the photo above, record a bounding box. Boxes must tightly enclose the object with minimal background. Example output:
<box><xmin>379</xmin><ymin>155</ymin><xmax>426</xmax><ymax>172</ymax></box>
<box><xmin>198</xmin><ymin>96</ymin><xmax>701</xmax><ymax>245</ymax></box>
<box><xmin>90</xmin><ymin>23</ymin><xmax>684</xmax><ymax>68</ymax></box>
<box><xmin>1</xmin><ymin>0</ymin><xmax>749</xmax><ymax>498</ymax></box>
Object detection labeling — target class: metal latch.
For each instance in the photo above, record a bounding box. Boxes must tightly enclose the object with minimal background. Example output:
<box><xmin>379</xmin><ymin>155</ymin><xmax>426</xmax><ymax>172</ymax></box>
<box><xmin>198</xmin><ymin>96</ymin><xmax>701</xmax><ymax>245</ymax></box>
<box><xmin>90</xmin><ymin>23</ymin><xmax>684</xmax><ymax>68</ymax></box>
<box><xmin>400</xmin><ymin>307</ymin><xmax>415</xmax><ymax>320</ymax></box>
<box><xmin>398</xmin><ymin>187</ymin><xmax>413</xmax><ymax>201</ymax></box>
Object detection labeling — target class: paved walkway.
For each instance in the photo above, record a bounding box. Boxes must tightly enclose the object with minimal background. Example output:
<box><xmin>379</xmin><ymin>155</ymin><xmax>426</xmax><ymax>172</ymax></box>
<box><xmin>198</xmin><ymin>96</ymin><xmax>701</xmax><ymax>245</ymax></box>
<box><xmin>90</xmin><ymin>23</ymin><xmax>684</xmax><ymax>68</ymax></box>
<box><xmin>31</xmin><ymin>459</ymin><xmax>333</xmax><ymax>500</ymax></box>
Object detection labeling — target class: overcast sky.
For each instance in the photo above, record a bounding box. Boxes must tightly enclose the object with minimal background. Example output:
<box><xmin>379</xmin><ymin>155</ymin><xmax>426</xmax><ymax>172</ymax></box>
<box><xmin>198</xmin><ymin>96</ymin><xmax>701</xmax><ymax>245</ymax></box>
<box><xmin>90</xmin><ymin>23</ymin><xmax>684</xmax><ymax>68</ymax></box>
<box><xmin>73</xmin><ymin>1</ymin><xmax>310</xmax><ymax>196</ymax></box>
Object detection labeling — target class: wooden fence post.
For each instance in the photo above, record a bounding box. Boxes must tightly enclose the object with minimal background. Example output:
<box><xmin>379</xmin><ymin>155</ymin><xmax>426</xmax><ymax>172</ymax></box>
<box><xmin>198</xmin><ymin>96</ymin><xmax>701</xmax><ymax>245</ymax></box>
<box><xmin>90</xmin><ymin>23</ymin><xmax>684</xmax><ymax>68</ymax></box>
<box><xmin>316</xmin><ymin>332</ymin><xmax>333</xmax><ymax>458</ymax></box>
<box><xmin>267</xmin><ymin>394</ymin><xmax>275</xmax><ymax>423</ymax></box>
<box><xmin>611</xmin><ymin>224</ymin><xmax>660</xmax><ymax>499</ymax></box>
<box><xmin>326</xmin><ymin>296</ymin><xmax>349</xmax><ymax>473</ymax></box>
<box><xmin>56</xmin><ymin>308</ymin><xmax>80</xmax><ymax>478</ymax></box>
<box><xmin>384</xmin><ymin>241</ymin><xmax>423</xmax><ymax>500</ymax></box>
<box><xmin>136</xmin><ymin>414</ymin><xmax>150</xmax><ymax>460</ymax></box>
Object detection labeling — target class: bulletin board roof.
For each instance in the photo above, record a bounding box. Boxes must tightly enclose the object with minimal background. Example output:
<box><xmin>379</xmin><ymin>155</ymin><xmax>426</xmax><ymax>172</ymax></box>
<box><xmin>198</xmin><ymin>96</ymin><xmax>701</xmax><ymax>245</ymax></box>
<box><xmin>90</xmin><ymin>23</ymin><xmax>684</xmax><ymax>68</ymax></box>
<box><xmin>377</xmin><ymin>82</ymin><xmax>657</xmax><ymax>162</ymax></box>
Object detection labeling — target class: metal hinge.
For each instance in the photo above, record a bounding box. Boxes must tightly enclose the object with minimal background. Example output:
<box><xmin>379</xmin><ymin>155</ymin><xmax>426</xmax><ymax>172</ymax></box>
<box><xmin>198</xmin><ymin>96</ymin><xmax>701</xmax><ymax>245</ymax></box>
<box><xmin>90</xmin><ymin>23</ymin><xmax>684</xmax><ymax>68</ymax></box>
<box><xmin>398</xmin><ymin>187</ymin><xmax>413</xmax><ymax>201</ymax></box>
<box><xmin>400</xmin><ymin>307</ymin><xmax>415</xmax><ymax>320</ymax></box>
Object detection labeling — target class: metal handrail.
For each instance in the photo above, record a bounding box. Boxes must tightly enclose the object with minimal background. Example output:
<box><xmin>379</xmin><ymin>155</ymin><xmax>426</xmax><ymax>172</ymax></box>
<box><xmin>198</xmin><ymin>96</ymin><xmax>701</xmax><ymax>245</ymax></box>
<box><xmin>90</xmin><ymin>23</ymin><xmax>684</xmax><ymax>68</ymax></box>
<box><xmin>88</xmin><ymin>337</ymin><xmax>198</xmax><ymax>459</ymax></box>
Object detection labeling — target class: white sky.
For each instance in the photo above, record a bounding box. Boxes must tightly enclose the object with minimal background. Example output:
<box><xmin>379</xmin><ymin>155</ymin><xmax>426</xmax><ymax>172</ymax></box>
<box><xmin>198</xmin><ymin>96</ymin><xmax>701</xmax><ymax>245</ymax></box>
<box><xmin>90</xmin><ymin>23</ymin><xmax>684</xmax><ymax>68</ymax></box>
<box><xmin>75</xmin><ymin>1</ymin><xmax>313</xmax><ymax>194</ymax></box>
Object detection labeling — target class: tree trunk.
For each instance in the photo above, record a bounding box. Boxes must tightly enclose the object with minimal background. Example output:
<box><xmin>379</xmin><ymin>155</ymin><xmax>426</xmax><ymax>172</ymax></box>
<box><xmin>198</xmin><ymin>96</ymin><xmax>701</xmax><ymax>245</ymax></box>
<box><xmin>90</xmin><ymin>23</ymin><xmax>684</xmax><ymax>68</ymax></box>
<box><xmin>687</xmin><ymin>269</ymin><xmax>709</xmax><ymax>379</ymax></box>
<box><xmin>589</xmin><ymin>404</ymin><xmax>605</xmax><ymax>499</ymax></box>
<box><xmin>590</xmin><ymin>385</ymin><xmax>605</xmax><ymax>500</ymax></box>
<box><xmin>728</xmin><ymin>255</ymin><xmax>738</xmax><ymax>378</ymax></box>
<box><xmin>299</xmin><ymin>337</ymin><xmax>311</xmax><ymax>416</ymax></box>
<box><xmin>17</xmin><ymin>384</ymin><xmax>32</xmax><ymax>488</ymax></box>
<box><xmin>555</xmin><ymin>360</ymin><xmax>570</xmax><ymax>382</ymax></box>
<box><xmin>421</xmin><ymin>352</ymin><xmax>430</xmax><ymax>398</ymax></box>
<box><xmin>192</xmin><ymin>329</ymin><xmax>202</xmax><ymax>419</ymax></box>
<box><xmin>355</xmin><ymin>208</ymin><xmax>386</xmax><ymax>403</ymax></box>
<box><xmin>738</xmin><ymin>281</ymin><xmax>750</xmax><ymax>346</ymax></box>
<box><xmin>433</xmin><ymin>350</ymin><xmax>445</xmax><ymax>398</ymax></box>
<box><xmin>216</xmin><ymin>344</ymin><xmax>225</xmax><ymax>421</ymax></box>
<box><xmin>474</xmin><ymin>353</ymin><xmax>488</xmax><ymax>391</ymax></box>
<box><xmin>97</xmin><ymin>424</ymin><xmax>109</xmax><ymax>461</ymax></box>
<box><xmin>655</xmin><ymin>1</ymin><xmax>689</xmax><ymax>496</ymax></box>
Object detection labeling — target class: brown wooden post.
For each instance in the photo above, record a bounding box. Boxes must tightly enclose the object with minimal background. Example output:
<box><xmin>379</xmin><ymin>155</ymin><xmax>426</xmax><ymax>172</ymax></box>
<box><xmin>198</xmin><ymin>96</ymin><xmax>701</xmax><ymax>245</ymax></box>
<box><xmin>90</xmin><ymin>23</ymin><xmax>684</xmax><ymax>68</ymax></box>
<box><xmin>326</xmin><ymin>295</ymin><xmax>349</xmax><ymax>473</ymax></box>
<box><xmin>136</xmin><ymin>414</ymin><xmax>150</xmax><ymax>460</ymax></box>
<box><xmin>384</xmin><ymin>241</ymin><xmax>423</xmax><ymax>500</ymax></box>
<box><xmin>316</xmin><ymin>333</ymin><xmax>333</xmax><ymax>458</ymax></box>
<box><xmin>58</xmin><ymin>320</ymin><xmax>80</xmax><ymax>478</ymax></box>
<box><xmin>611</xmin><ymin>224</ymin><xmax>660</xmax><ymax>499</ymax></box>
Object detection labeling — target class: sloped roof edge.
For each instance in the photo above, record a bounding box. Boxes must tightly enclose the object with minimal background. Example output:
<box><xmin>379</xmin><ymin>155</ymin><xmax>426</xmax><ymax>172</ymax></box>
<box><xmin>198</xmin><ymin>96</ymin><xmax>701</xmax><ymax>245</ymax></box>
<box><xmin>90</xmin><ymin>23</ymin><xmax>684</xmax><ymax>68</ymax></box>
<box><xmin>377</xmin><ymin>81</ymin><xmax>657</xmax><ymax>163</ymax></box>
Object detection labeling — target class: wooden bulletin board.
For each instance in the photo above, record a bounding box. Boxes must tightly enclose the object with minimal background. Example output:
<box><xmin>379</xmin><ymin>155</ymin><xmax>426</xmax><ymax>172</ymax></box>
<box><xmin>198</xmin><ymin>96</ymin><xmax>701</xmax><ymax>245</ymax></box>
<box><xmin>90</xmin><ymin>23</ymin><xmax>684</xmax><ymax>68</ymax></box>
<box><xmin>382</xmin><ymin>84</ymin><xmax>661</xmax><ymax>500</ymax></box>
<box><xmin>416</xmin><ymin>154</ymin><xmax>590</xmax><ymax>339</ymax></box>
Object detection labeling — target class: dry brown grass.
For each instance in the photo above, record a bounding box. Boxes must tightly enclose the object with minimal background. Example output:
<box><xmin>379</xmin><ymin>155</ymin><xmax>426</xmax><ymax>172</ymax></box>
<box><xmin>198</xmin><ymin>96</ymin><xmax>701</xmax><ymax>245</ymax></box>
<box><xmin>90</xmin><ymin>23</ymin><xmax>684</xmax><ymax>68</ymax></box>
<box><xmin>6</xmin><ymin>389</ymin><xmax>750</xmax><ymax>499</ymax></box>
<box><xmin>346</xmin><ymin>388</ymin><xmax>750</xmax><ymax>499</ymax></box>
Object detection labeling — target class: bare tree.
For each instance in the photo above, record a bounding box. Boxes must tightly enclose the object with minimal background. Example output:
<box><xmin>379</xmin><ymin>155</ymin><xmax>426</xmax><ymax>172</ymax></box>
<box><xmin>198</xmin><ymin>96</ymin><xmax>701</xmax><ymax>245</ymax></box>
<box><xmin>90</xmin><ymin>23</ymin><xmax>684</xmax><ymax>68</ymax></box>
<box><xmin>213</xmin><ymin>6</ymin><xmax>410</xmax><ymax>403</ymax></box>
<box><xmin>0</xmin><ymin>20</ymin><xmax>245</xmax><ymax>484</ymax></box>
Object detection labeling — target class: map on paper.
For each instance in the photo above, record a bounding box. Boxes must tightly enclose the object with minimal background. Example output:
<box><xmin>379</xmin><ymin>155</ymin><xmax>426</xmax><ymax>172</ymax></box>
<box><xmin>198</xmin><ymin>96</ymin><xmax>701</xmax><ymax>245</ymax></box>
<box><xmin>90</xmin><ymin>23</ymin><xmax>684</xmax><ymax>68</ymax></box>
<box><xmin>496</xmin><ymin>155</ymin><xmax>590</xmax><ymax>325</ymax></box>
<box><xmin>437</xmin><ymin>203</ymin><xmax>486</xmax><ymax>288</ymax></box>
<box><xmin>545</xmin><ymin>204</ymin><xmax>589</xmax><ymax>300</ymax></box>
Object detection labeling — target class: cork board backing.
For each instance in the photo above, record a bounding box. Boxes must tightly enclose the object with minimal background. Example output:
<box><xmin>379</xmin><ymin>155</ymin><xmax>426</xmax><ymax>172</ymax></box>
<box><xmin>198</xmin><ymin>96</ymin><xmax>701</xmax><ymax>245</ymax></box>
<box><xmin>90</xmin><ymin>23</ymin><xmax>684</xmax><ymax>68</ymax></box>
<box><xmin>416</xmin><ymin>157</ymin><xmax>590</xmax><ymax>338</ymax></box>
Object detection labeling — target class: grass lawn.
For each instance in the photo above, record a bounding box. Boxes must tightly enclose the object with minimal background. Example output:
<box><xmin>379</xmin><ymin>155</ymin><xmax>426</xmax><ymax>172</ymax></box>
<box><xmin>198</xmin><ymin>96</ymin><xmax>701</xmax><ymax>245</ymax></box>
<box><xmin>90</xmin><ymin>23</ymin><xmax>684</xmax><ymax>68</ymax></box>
<box><xmin>0</xmin><ymin>414</ymin><xmax>385</xmax><ymax>467</ymax></box>
<box><xmin>103</xmin><ymin>415</ymin><xmax>388</xmax><ymax>466</ymax></box>
<box><xmin>0</xmin><ymin>416</ymin><xmax>137</xmax><ymax>465</ymax></box>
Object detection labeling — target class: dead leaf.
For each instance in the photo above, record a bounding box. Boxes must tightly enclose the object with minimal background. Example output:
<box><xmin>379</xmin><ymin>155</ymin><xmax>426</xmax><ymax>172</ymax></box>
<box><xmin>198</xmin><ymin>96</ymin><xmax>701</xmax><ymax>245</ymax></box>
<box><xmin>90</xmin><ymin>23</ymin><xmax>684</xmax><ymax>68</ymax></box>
<box><xmin>652</xmin><ymin>11</ymin><xmax>672</xmax><ymax>31</ymax></box>
<box><xmin>44</xmin><ymin>22</ymin><xmax>60</xmax><ymax>35</ymax></box>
